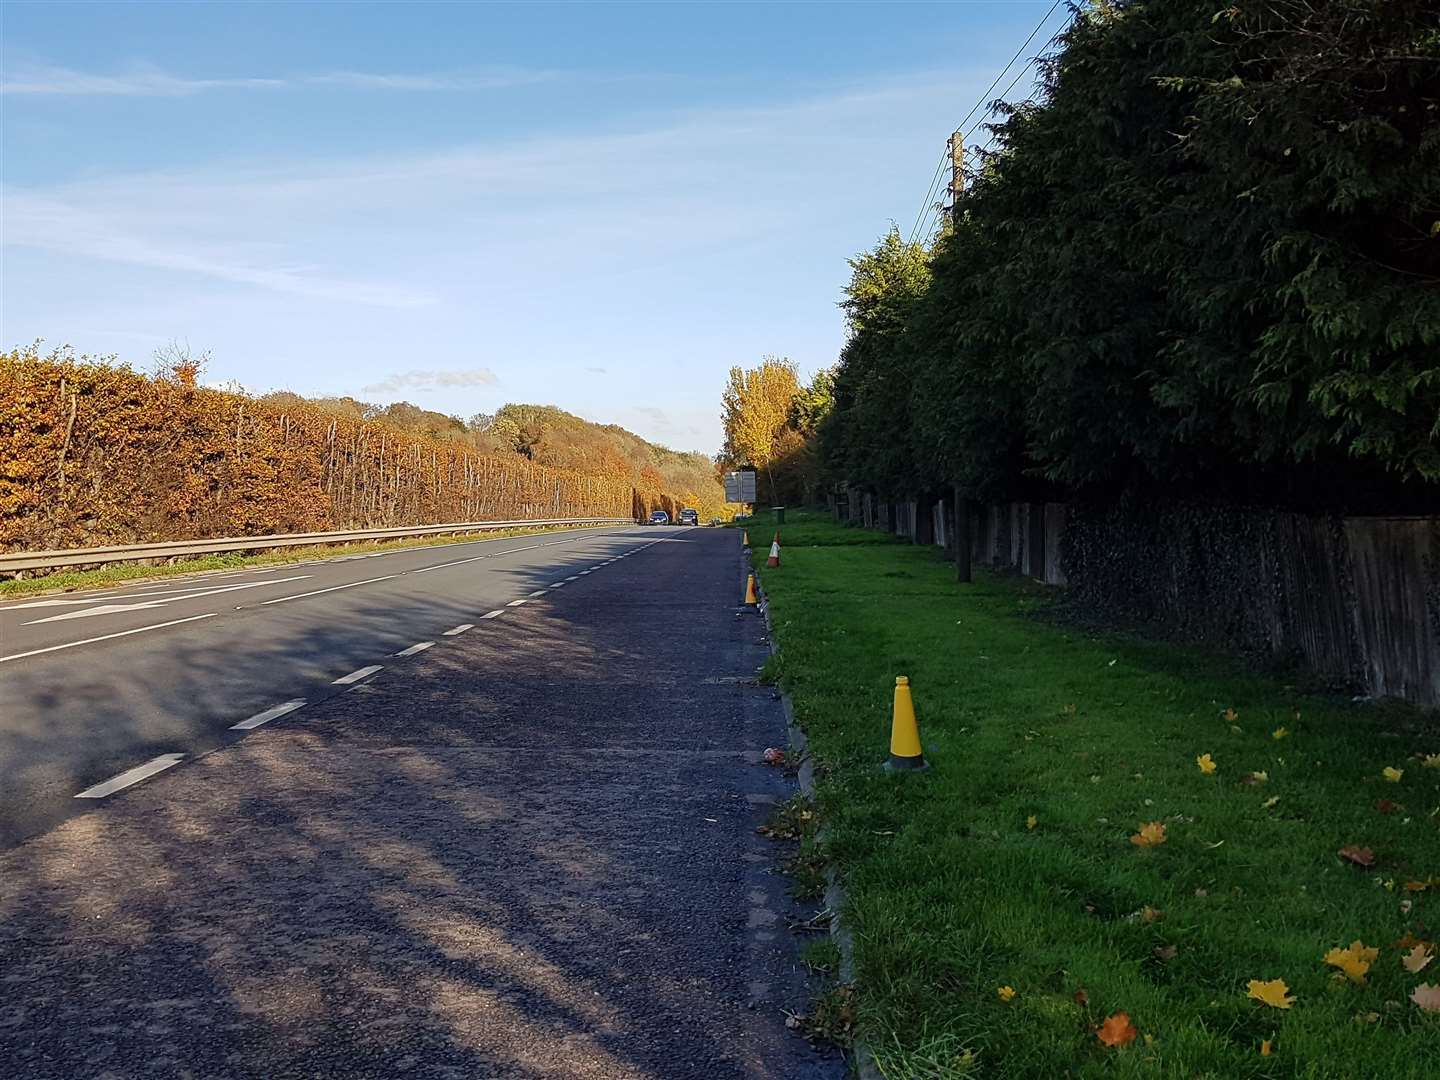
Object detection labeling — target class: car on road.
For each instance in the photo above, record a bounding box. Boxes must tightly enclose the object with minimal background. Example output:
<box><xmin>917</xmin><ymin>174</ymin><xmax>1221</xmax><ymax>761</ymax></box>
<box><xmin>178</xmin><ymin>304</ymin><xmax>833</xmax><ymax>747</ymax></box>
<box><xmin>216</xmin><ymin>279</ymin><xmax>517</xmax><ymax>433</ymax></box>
<box><xmin>647</xmin><ymin>510</ymin><xmax>670</xmax><ymax>525</ymax></box>
<box><xmin>677</xmin><ymin>508</ymin><xmax>699</xmax><ymax>526</ymax></box>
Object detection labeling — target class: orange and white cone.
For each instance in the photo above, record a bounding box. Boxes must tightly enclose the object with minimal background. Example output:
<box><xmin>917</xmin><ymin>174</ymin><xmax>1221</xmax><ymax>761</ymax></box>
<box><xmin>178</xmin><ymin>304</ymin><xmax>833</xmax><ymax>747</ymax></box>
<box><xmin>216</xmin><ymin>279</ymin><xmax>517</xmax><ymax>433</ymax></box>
<box><xmin>766</xmin><ymin>532</ymin><xmax>781</xmax><ymax>568</ymax></box>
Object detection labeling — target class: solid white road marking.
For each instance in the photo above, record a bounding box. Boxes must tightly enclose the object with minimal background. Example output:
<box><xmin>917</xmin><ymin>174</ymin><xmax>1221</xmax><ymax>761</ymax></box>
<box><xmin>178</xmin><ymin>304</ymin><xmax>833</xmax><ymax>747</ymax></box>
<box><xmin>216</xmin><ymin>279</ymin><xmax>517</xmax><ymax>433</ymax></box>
<box><xmin>396</xmin><ymin>641</ymin><xmax>435</xmax><ymax>656</ymax></box>
<box><xmin>411</xmin><ymin>554</ymin><xmax>488</xmax><ymax>574</ymax></box>
<box><xmin>23</xmin><ymin>576</ymin><xmax>311</xmax><ymax>623</ymax></box>
<box><xmin>75</xmin><ymin>754</ymin><xmax>185</xmax><ymax>799</ymax></box>
<box><xmin>0</xmin><ymin>613</ymin><xmax>218</xmax><ymax>665</ymax></box>
<box><xmin>231</xmin><ymin>699</ymin><xmax>306</xmax><ymax>730</ymax></box>
<box><xmin>480</xmin><ymin>609</ymin><xmax>505</xmax><ymax>619</ymax></box>
<box><xmin>334</xmin><ymin>665</ymin><xmax>383</xmax><ymax>684</ymax></box>
<box><xmin>506</xmin><ymin>599</ymin><xmax>528</xmax><ymax>607</ymax></box>
<box><xmin>261</xmin><ymin>575</ymin><xmax>398</xmax><ymax>605</ymax></box>
<box><xmin>442</xmin><ymin>623</ymin><xmax>474</xmax><ymax>635</ymax></box>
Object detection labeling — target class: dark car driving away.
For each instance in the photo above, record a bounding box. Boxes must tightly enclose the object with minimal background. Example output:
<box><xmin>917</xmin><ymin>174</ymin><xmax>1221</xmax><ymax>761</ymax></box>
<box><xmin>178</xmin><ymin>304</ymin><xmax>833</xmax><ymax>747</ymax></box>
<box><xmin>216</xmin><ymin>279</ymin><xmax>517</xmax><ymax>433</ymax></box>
<box><xmin>677</xmin><ymin>508</ymin><xmax>699</xmax><ymax>526</ymax></box>
<box><xmin>647</xmin><ymin>509</ymin><xmax>669</xmax><ymax>525</ymax></box>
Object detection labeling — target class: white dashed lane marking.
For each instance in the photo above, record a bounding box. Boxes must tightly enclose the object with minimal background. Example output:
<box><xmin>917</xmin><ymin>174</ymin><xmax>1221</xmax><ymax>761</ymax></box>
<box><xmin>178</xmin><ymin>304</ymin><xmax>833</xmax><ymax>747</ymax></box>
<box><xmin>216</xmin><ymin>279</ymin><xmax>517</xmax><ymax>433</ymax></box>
<box><xmin>443</xmin><ymin>624</ymin><xmax>474</xmax><ymax>636</ymax></box>
<box><xmin>231</xmin><ymin>699</ymin><xmax>306</xmax><ymax>730</ymax></box>
<box><xmin>528</xmin><ymin>590</ymin><xmax>548</xmax><ymax>598</ymax></box>
<box><xmin>334</xmin><ymin>665</ymin><xmax>383</xmax><ymax>685</ymax></box>
<box><xmin>395</xmin><ymin>641</ymin><xmax>434</xmax><ymax>657</ymax></box>
<box><xmin>506</xmin><ymin>599</ymin><xmax>528</xmax><ymax>607</ymax></box>
<box><xmin>480</xmin><ymin>610</ymin><xmax>505</xmax><ymax>619</ymax></box>
<box><xmin>75</xmin><ymin>754</ymin><xmax>185</xmax><ymax>799</ymax></box>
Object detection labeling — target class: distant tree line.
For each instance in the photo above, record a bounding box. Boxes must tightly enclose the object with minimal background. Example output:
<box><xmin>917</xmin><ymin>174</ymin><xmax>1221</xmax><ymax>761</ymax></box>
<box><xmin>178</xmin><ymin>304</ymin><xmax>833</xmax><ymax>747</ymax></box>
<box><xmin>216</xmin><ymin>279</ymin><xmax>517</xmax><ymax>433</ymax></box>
<box><xmin>1</xmin><ymin>344</ymin><xmax>727</xmax><ymax>551</ymax></box>
<box><xmin>817</xmin><ymin>0</ymin><xmax>1438</xmax><ymax>513</ymax></box>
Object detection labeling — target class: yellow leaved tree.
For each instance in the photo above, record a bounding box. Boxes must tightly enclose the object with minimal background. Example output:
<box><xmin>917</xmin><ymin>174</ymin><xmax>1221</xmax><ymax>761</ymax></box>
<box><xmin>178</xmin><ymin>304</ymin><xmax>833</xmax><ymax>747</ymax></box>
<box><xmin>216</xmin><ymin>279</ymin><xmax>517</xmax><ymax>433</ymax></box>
<box><xmin>720</xmin><ymin>356</ymin><xmax>801</xmax><ymax>505</ymax></box>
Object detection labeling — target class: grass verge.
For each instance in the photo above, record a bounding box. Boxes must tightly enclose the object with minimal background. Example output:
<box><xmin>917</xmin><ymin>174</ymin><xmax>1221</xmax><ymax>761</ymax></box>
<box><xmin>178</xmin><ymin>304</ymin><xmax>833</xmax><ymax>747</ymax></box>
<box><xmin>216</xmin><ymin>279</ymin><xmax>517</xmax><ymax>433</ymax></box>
<box><xmin>0</xmin><ymin>523</ymin><xmax>606</xmax><ymax>600</ymax></box>
<box><xmin>755</xmin><ymin>511</ymin><xmax>1439</xmax><ymax>1079</ymax></box>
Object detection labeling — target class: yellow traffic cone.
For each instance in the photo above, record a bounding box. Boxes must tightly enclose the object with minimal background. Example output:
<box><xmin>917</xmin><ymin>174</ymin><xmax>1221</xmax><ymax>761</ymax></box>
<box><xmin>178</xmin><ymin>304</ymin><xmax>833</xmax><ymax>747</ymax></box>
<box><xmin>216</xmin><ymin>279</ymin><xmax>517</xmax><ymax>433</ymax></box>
<box><xmin>744</xmin><ymin>573</ymin><xmax>759</xmax><ymax>605</ymax></box>
<box><xmin>742</xmin><ymin>529</ymin><xmax>750</xmax><ymax>547</ymax></box>
<box><xmin>886</xmin><ymin>676</ymin><xmax>927</xmax><ymax>771</ymax></box>
<box><xmin>766</xmin><ymin>531</ymin><xmax>781</xmax><ymax>568</ymax></box>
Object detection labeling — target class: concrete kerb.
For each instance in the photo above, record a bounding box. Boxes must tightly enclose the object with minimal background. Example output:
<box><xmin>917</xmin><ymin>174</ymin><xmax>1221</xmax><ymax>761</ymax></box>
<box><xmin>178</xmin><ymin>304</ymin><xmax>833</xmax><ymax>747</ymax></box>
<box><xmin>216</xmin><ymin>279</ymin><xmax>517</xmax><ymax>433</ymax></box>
<box><xmin>750</xmin><ymin>558</ymin><xmax>882</xmax><ymax>1080</ymax></box>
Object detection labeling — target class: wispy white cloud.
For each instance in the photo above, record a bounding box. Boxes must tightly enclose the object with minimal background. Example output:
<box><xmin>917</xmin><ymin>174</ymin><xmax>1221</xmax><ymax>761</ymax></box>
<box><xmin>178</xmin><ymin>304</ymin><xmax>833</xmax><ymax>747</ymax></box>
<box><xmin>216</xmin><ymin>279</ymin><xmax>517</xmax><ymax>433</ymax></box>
<box><xmin>1</xmin><ymin>62</ymin><xmax>554</xmax><ymax>97</ymax></box>
<box><xmin>2</xmin><ymin>192</ymin><xmax>436</xmax><ymax>308</ymax></box>
<box><xmin>362</xmin><ymin>369</ymin><xmax>499</xmax><ymax>396</ymax></box>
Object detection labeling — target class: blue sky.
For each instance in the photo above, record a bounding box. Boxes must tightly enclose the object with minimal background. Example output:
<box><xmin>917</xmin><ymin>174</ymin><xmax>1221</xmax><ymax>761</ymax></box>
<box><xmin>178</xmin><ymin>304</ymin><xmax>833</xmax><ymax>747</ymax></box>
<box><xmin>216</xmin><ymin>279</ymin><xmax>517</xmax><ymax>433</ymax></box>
<box><xmin>2</xmin><ymin>0</ymin><xmax>1066</xmax><ymax>454</ymax></box>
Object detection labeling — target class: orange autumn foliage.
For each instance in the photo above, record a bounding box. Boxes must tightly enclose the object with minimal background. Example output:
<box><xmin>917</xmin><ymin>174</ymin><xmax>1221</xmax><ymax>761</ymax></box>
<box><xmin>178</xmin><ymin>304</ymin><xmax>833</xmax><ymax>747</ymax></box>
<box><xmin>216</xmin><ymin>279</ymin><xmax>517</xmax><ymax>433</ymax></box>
<box><xmin>1</xmin><ymin>346</ymin><xmax>702</xmax><ymax>553</ymax></box>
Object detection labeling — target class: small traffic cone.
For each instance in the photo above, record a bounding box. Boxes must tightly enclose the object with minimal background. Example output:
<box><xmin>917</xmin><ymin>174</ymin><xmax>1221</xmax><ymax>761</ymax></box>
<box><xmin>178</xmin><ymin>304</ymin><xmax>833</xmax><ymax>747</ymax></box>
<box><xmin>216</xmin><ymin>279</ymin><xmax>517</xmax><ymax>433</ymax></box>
<box><xmin>744</xmin><ymin>573</ymin><xmax>759</xmax><ymax>605</ymax></box>
<box><xmin>742</xmin><ymin>529</ymin><xmax>750</xmax><ymax>547</ymax></box>
<box><xmin>766</xmin><ymin>531</ymin><xmax>781</xmax><ymax>568</ymax></box>
<box><xmin>886</xmin><ymin>676</ymin><xmax>927</xmax><ymax>771</ymax></box>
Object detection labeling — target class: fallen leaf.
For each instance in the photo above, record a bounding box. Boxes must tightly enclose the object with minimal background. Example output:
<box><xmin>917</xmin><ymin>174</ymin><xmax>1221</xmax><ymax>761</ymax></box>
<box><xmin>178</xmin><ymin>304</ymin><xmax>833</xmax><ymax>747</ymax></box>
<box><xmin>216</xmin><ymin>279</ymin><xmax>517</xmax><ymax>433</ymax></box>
<box><xmin>1026</xmin><ymin>815</ymin><xmax>1037</xmax><ymax>830</ymax></box>
<box><xmin>1196</xmin><ymin>753</ymin><xmax>1217</xmax><ymax>775</ymax></box>
<box><xmin>1376</xmin><ymin>799</ymin><xmax>1399</xmax><ymax>815</ymax></box>
<box><xmin>1262</xmin><ymin>795</ymin><xmax>1281</xmax><ymax>809</ymax></box>
<box><xmin>1073</xmin><ymin>987</ymin><xmax>1088</xmax><ymax>1006</ymax></box>
<box><xmin>1273</xmin><ymin>726</ymin><xmax>1289</xmax><ymax>740</ymax></box>
<box><xmin>1338</xmin><ymin>845</ymin><xmax>1375</xmax><ymax>868</ymax></box>
<box><xmin>1411</xmin><ymin>984</ymin><xmax>1440</xmax><ymax>1013</ymax></box>
<box><xmin>1382</xmin><ymin>766</ymin><xmax>1404</xmax><ymax>783</ymax></box>
<box><xmin>1395</xmin><ymin>934</ymin><xmax>1426</xmax><ymax>951</ymax></box>
<box><xmin>1154</xmin><ymin>944</ymin><xmax>1178</xmax><ymax>962</ymax></box>
<box><xmin>1402</xmin><ymin>944</ymin><xmax>1434</xmax><ymax>974</ymax></box>
<box><xmin>1260</xmin><ymin>1039</ymin><xmax>1272</xmax><ymax>1057</ymax></box>
<box><xmin>1324</xmin><ymin>941</ymin><xmax>1379</xmax><ymax>984</ymax></box>
<box><xmin>1223</xmin><ymin>708</ymin><xmax>1238</xmax><ymax>723</ymax></box>
<box><xmin>1241</xmin><ymin>770</ymin><xmax>1269</xmax><ymax>785</ymax></box>
<box><xmin>1141</xmin><ymin>906</ymin><xmax>1166</xmax><ymax>923</ymax></box>
<box><xmin>1247</xmin><ymin>979</ymin><xmax>1295</xmax><ymax>1009</ymax></box>
<box><xmin>1404</xmin><ymin>880</ymin><xmax>1433</xmax><ymax>893</ymax></box>
<box><xmin>1354</xmin><ymin>1011</ymin><xmax>1380</xmax><ymax>1024</ymax></box>
<box><xmin>1421</xmin><ymin>753</ymin><xmax>1440</xmax><ymax>769</ymax></box>
<box><xmin>997</xmin><ymin>985</ymin><xmax>1016</xmax><ymax>1002</ymax></box>
<box><xmin>1131</xmin><ymin>822</ymin><xmax>1167</xmax><ymax>848</ymax></box>
<box><xmin>1096</xmin><ymin>1012</ymin><xmax>1138</xmax><ymax>1047</ymax></box>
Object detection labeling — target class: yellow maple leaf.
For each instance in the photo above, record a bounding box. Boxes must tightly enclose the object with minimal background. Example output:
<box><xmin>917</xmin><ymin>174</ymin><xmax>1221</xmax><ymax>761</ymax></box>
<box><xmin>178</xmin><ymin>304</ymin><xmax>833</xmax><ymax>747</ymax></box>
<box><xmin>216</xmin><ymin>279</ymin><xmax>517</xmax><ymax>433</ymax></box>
<box><xmin>1196</xmin><ymin>753</ymin><xmax>1217</xmax><ymax>775</ymax></box>
<box><xmin>1272</xmin><ymin>726</ymin><xmax>1288</xmax><ymax>740</ymax></box>
<box><xmin>1324</xmin><ymin>941</ymin><xmax>1378</xmax><ymax>984</ymax></box>
<box><xmin>1260</xmin><ymin>1039</ymin><xmax>1273</xmax><ymax>1057</ymax></box>
<box><xmin>1130</xmin><ymin>821</ymin><xmax>1167</xmax><ymax>847</ymax></box>
<box><xmin>1262</xmin><ymin>795</ymin><xmax>1281</xmax><ymax>809</ymax></box>
<box><xmin>1026</xmin><ymin>815</ymin><xmax>1037</xmax><ymax>830</ymax></box>
<box><xmin>1247</xmin><ymin>979</ymin><xmax>1295</xmax><ymax>1009</ymax></box>
<box><xmin>1251</xmin><ymin>770</ymin><xmax>1269</xmax><ymax>783</ymax></box>
<box><xmin>1382</xmin><ymin>766</ymin><xmax>1404</xmax><ymax>783</ymax></box>
<box><xmin>997</xmin><ymin>985</ymin><xmax>1016</xmax><ymax>1002</ymax></box>
<box><xmin>1402</xmin><ymin>944</ymin><xmax>1434</xmax><ymax>975</ymax></box>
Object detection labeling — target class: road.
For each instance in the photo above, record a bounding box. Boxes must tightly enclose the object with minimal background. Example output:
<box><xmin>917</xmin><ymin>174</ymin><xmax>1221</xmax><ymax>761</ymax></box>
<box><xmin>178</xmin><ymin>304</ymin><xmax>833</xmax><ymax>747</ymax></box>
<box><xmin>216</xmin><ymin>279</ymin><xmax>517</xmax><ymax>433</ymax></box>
<box><xmin>0</xmin><ymin>525</ymin><xmax>841</xmax><ymax>1079</ymax></box>
<box><xmin>0</xmin><ymin>525</ymin><xmax>655</xmax><ymax>846</ymax></box>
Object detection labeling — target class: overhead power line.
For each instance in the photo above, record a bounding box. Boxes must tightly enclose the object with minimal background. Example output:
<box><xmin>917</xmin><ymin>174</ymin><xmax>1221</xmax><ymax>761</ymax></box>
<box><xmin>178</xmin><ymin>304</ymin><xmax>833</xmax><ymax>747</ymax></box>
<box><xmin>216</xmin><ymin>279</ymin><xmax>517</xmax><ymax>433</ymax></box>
<box><xmin>907</xmin><ymin>0</ymin><xmax>1069</xmax><ymax>244</ymax></box>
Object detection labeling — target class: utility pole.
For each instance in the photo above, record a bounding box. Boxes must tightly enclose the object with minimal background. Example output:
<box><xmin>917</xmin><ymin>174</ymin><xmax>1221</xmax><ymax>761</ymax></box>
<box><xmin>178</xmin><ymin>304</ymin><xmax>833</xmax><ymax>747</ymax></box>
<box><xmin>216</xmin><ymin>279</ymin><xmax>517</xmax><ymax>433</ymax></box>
<box><xmin>946</xmin><ymin>128</ymin><xmax>964</xmax><ymax>226</ymax></box>
<box><xmin>946</xmin><ymin>129</ymin><xmax>973</xmax><ymax>582</ymax></box>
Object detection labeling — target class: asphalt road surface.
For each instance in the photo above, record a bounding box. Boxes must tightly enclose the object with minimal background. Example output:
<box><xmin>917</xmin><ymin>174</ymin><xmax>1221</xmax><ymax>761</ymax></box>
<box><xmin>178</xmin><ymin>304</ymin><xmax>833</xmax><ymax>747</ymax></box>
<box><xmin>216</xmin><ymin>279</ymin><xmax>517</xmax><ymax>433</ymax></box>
<box><xmin>0</xmin><ymin>525</ymin><xmax>842</xmax><ymax>1079</ymax></box>
<box><xmin>2</xmin><ymin>525</ymin><xmax>661</xmax><ymax>846</ymax></box>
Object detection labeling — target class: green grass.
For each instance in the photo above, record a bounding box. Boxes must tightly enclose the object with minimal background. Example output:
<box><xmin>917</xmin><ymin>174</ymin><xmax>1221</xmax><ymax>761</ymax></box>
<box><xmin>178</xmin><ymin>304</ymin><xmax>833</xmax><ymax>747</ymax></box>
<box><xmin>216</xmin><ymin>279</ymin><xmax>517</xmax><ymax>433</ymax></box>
<box><xmin>0</xmin><ymin>523</ymin><xmax>603</xmax><ymax>600</ymax></box>
<box><xmin>756</xmin><ymin>511</ymin><xmax>1440</xmax><ymax>1079</ymax></box>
